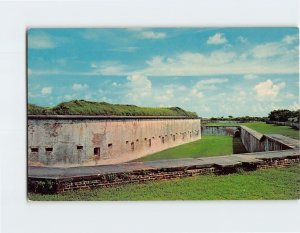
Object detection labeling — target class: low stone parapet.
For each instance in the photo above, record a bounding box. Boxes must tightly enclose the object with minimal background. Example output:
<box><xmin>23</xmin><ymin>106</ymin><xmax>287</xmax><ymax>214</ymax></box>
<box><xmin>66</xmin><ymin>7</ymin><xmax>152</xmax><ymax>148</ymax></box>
<box><xmin>28</xmin><ymin>149</ymin><xmax>300</xmax><ymax>194</ymax></box>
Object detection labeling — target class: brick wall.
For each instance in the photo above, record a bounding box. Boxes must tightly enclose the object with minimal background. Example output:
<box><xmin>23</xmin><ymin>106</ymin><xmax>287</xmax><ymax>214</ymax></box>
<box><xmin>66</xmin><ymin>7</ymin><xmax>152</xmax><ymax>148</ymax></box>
<box><xmin>28</xmin><ymin>156</ymin><xmax>300</xmax><ymax>194</ymax></box>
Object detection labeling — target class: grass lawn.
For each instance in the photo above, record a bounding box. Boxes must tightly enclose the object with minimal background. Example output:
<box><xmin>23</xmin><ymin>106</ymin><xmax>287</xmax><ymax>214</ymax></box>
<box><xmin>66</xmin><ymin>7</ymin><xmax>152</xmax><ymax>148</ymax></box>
<box><xmin>28</xmin><ymin>165</ymin><xmax>300</xmax><ymax>200</ymax></box>
<box><xmin>135</xmin><ymin>136</ymin><xmax>233</xmax><ymax>162</ymax></box>
<box><xmin>206</xmin><ymin>121</ymin><xmax>240</xmax><ymax>126</ymax></box>
<box><xmin>242</xmin><ymin>122</ymin><xmax>300</xmax><ymax>140</ymax></box>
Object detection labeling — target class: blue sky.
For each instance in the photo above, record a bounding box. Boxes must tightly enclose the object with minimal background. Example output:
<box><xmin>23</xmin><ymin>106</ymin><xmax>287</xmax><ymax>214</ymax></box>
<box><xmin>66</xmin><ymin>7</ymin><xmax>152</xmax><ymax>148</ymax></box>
<box><xmin>28</xmin><ymin>28</ymin><xmax>299</xmax><ymax>117</ymax></box>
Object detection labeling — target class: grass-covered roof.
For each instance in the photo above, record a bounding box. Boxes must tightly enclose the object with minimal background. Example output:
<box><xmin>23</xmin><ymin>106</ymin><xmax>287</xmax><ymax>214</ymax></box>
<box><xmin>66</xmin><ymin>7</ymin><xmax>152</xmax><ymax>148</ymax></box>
<box><xmin>28</xmin><ymin>100</ymin><xmax>198</xmax><ymax>118</ymax></box>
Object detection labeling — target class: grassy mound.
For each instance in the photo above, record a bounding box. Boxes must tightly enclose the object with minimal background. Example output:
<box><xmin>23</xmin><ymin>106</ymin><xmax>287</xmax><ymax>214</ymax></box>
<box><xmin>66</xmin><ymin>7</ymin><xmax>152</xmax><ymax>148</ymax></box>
<box><xmin>28</xmin><ymin>100</ymin><xmax>198</xmax><ymax>117</ymax></box>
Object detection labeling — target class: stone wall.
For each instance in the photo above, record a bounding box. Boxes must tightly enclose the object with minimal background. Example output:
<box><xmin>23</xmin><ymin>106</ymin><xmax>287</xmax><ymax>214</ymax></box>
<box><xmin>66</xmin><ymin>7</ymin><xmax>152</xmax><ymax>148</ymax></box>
<box><xmin>240</xmin><ymin>126</ymin><xmax>292</xmax><ymax>152</ymax></box>
<box><xmin>201</xmin><ymin>126</ymin><xmax>239</xmax><ymax>136</ymax></box>
<box><xmin>28</xmin><ymin>116</ymin><xmax>201</xmax><ymax>166</ymax></box>
<box><xmin>28</xmin><ymin>155</ymin><xmax>300</xmax><ymax>194</ymax></box>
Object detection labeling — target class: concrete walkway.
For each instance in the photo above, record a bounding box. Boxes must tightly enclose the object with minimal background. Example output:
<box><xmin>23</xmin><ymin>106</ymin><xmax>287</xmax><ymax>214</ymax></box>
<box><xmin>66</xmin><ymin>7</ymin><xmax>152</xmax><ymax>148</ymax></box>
<box><xmin>28</xmin><ymin>148</ymin><xmax>300</xmax><ymax>179</ymax></box>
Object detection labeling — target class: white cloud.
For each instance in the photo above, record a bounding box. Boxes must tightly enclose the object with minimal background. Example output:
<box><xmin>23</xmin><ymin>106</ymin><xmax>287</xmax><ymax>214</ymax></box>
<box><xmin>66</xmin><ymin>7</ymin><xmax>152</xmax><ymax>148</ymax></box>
<box><xmin>291</xmin><ymin>101</ymin><xmax>300</xmax><ymax>110</ymax></box>
<box><xmin>285</xmin><ymin>93</ymin><xmax>295</xmax><ymax>99</ymax></box>
<box><xmin>238</xmin><ymin>90</ymin><xmax>247</xmax><ymax>97</ymax></box>
<box><xmin>135</xmin><ymin>45</ymin><xmax>297</xmax><ymax>76</ymax></box>
<box><xmin>244</xmin><ymin>74</ymin><xmax>258</xmax><ymax>80</ymax></box>
<box><xmin>72</xmin><ymin>83</ymin><xmax>89</xmax><ymax>91</ymax></box>
<box><xmin>251</xmin><ymin>42</ymin><xmax>288</xmax><ymax>59</ymax></box>
<box><xmin>139</xmin><ymin>31</ymin><xmax>166</xmax><ymax>39</ymax></box>
<box><xmin>90</xmin><ymin>61</ymin><xmax>127</xmax><ymax>75</ymax></box>
<box><xmin>154</xmin><ymin>88</ymin><xmax>174</xmax><ymax>101</ymax></box>
<box><xmin>41</xmin><ymin>87</ymin><xmax>52</xmax><ymax>95</ymax></box>
<box><xmin>191</xmin><ymin>88</ymin><xmax>203</xmax><ymax>98</ymax></box>
<box><xmin>283</xmin><ymin>34</ymin><xmax>298</xmax><ymax>44</ymax></box>
<box><xmin>64</xmin><ymin>94</ymin><xmax>75</xmax><ymax>101</ymax></box>
<box><xmin>196</xmin><ymin>78</ymin><xmax>228</xmax><ymax>86</ymax></box>
<box><xmin>126</xmin><ymin>74</ymin><xmax>152</xmax><ymax>102</ymax></box>
<box><xmin>253</xmin><ymin>80</ymin><xmax>286</xmax><ymax>98</ymax></box>
<box><xmin>54</xmin><ymin>58</ymin><xmax>67</xmax><ymax>66</ymax></box>
<box><xmin>207</xmin><ymin>33</ymin><xmax>228</xmax><ymax>45</ymax></box>
<box><xmin>237</xmin><ymin>36</ymin><xmax>247</xmax><ymax>43</ymax></box>
<box><xmin>28</xmin><ymin>33</ymin><xmax>56</xmax><ymax>49</ymax></box>
<box><xmin>194</xmin><ymin>78</ymin><xmax>228</xmax><ymax>91</ymax></box>
<box><xmin>110</xmin><ymin>47</ymin><xmax>138</xmax><ymax>52</ymax></box>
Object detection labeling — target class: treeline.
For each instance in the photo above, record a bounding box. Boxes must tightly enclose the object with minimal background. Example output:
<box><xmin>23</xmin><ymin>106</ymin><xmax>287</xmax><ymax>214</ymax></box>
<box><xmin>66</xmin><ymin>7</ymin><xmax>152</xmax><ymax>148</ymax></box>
<box><xmin>27</xmin><ymin>100</ymin><xmax>198</xmax><ymax>118</ymax></box>
<box><xmin>207</xmin><ymin>109</ymin><xmax>300</xmax><ymax>123</ymax></box>
<box><xmin>207</xmin><ymin>116</ymin><xmax>267</xmax><ymax>122</ymax></box>
<box><xmin>268</xmin><ymin>109</ymin><xmax>299</xmax><ymax>123</ymax></box>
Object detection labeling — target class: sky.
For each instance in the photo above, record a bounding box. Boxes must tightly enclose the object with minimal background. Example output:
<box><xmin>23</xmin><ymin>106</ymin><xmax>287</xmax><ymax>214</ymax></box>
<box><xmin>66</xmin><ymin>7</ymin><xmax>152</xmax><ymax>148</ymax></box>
<box><xmin>27</xmin><ymin>28</ymin><xmax>299</xmax><ymax>117</ymax></box>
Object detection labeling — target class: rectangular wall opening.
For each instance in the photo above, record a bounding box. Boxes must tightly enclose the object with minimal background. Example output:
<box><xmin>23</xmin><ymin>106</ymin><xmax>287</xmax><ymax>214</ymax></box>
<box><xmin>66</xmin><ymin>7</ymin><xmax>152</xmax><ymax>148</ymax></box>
<box><xmin>94</xmin><ymin>147</ymin><xmax>100</xmax><ymax>156</ymax></box>
<box><xmin>31</xmin><ymin>147</ymin><xmax>38</xmax><ymax>153</ymax></box>
<box><xmin>131</xmin><ymin>142</ymin><xmax>134</xmax><ymax>151</ymax></box>
<box><xmin>148</xmin><ymin>139</ymin><xmax>151</xmax><ymax>147</ymax></box>
<box><xmin>77</xmin><ymin>145</ymin><xmax>83</xmax><ymax>150</ymax></box>
<box><xmin>108</xmin><ymin>143</ymin><xmax>112</xmax><ymax>148</ymax></box>
<box><xmin>45</xmin><ymin>147</ymin><xmax>53</xmax><ymax>152</ymax></box>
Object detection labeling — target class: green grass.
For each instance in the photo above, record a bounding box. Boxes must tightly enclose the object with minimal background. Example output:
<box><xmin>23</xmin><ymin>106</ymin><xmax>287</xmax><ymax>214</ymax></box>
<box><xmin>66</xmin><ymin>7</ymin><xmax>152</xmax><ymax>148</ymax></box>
<box><xmin>28</xmin><ymin>165</ymin><xmax>300</xmax><ymax>200</ymax></box>
<box><xmin>28</xmin><ymin>100</ymin><xmax>198</xmax><ymax>117</ymax></box>
<box><xmin>242</xmin><ymin>122</ymin><xmax>300</xmax><ymax>140</ymax></box>
<box><xmin>135</xmin><ymin>136</ymin><xmax>233</xmax><ymax>162</ymax></box>
<box><xmin>206</xmin><ymin>121</ymin><xmax>240</xmax><ymax>126</ymax></box>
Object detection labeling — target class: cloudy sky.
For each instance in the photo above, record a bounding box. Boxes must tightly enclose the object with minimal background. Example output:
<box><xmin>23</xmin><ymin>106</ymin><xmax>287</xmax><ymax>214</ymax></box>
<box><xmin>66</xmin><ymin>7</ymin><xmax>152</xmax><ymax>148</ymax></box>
<box><xmin>28</xmin><ymin>28</ymin><xmax>299</xmax><ymax>117</ymax></box>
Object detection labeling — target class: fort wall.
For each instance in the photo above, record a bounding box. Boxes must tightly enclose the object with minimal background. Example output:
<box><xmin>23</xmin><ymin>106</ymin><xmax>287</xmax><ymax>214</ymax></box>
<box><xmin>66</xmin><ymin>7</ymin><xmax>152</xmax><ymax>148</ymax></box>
<box><xmin>240</xmin><ymin>126</ymin><xmax>293</xmax><ymax>152</ymax></box>
<box><xmin>201</xmin><ymin>126</ymin><xmax>239</xmax><ymax>136</ymax></box>
<box><xmin>28</xmin><ymin>116</ymin><xmax>201</xmax><ymax>166</ymax></box>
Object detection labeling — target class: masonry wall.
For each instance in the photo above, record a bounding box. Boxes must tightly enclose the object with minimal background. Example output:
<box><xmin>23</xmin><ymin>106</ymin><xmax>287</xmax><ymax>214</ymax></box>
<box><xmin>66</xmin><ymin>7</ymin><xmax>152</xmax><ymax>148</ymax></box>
<box><xmin>240</xmin><ymin>126</ymin><xmax>290</xmax><ymax>152</ymax></box>
<box><xmin>28</xmin><ymin>117</ymin><xmax>201</xmax><ymax>166</ymax></box>
<box><xmin>201</xmin><ymin>126</ymin><xmax>239</xmax><ymax>136</ymax></box>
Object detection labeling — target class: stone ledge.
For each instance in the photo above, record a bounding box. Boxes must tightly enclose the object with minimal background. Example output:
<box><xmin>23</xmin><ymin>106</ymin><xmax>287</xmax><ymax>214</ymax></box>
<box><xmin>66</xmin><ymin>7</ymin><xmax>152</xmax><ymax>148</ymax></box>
<box><xmin>28</xmin><ymin>149</ymin><xmax>300</xmax><ymax>194</ymax></box>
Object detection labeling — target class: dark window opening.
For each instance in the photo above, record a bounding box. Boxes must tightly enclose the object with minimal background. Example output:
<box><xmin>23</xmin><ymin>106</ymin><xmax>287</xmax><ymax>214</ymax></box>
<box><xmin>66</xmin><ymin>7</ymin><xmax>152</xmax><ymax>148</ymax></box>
<box><xmin>144</xmin><ymin>138</ymin><xmax>147</xmax><ymax>141</ymax></box>
<box><xmin>77</xmin><ymin>145</ymin><xmax>83</xmax><ymax>150</ymax></box>
<box><xmin>234</xmin><ymin>131</ymin><xmax>240</xmax><ymax>137</ymax></box>
<box><xmin>148</xmin><ymin>139</ymin><xmax>151</xmax><ymax>147</ymax></box>
<box><xmin>108</xmin><ymin>143</ymin><xmax>112</xmax><ymax>148</ymax></box>
<box><xmin>126</xmin><ymin>141</ymin><xmax>129</xmax><ymax>144</ymax></box>
<box><xmin>45</xmin><ymin>147</ymin><xmax>53</xmax><ymax>152</ymax></box>
<box><xmin>94</xmin><ymin>147</ymin><xmax>100</xmax><ymax>156</ymax></box>
<box><xmin>162</xmin><ymin>137</ymin><xmax>165</xmax><ymax>143</ymax></box>
<box><xmin>31</xmin><ymin>147</ymin><xmax>38</xmax><ymax>153</ymax></box>
<box><xmin>136</xmin><ymin>139</ymin><xmax>139</xmax><ymax>142</ymax></box>
<box><xmin>131</xmin><ymin>142</ymin><xmax>134</xmax><ymax>151</ymax></box>
<box><xmin>173</xmin><ymin>135</ymin><xmax>175</xmax><ymax>141</ymax></box>
<box><xmin>152</xmin><ymin>137</ymin><xmax>155</xmax><ymax>139</ymax></box>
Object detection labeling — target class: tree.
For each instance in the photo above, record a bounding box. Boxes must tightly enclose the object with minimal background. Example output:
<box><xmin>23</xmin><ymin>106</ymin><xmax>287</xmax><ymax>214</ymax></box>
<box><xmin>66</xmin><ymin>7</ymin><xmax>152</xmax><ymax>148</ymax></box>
<box><xmin>268</xmin><ymin>109</ymin><xmax>295</xmax><ymax>122</ymax></box>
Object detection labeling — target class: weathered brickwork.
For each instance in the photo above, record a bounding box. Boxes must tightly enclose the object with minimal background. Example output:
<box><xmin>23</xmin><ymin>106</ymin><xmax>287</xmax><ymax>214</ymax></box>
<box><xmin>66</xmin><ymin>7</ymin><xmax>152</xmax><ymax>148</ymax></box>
<box><xmin>28</xmin><ymin>155</ymin><xmax>300</xmax><ymax>194</ymax></box>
